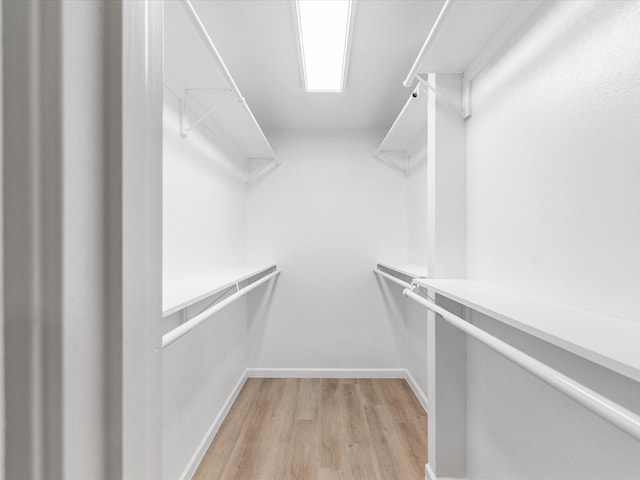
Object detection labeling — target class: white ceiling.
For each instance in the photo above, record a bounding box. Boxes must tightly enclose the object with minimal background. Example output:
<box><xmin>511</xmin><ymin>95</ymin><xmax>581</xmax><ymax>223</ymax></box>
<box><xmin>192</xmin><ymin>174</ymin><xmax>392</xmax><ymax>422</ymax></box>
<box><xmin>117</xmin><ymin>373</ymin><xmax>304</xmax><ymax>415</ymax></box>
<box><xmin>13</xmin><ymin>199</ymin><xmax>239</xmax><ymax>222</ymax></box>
<box><xmin>191</xmin><ymin>0</ymin><xmax>444</xmax><ymax>130</ymax></box>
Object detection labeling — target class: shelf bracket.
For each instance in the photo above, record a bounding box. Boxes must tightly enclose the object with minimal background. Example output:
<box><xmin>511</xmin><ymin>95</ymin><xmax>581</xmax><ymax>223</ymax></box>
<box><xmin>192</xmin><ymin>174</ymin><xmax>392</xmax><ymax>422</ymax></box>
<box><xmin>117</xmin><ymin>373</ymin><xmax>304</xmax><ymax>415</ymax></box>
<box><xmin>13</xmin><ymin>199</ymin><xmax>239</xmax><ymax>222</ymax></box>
<box><xmin>416</xmin><ymin>74</ymin><xmax>466</xmax><ymax>119</ymax></box>
<box><xmin>180</xmin><ymin>88</ymin><xmax>234</xmax><ymax>139</ymax></box>
<box><xmin>374</xmin><ymin>151</ymin><xmax>410</xmax><ymax>176</ymax></box>
<box><xmin>246</xmin><ymin>157</ymin><xmax>279</xmax><ymax>184</ymax></box>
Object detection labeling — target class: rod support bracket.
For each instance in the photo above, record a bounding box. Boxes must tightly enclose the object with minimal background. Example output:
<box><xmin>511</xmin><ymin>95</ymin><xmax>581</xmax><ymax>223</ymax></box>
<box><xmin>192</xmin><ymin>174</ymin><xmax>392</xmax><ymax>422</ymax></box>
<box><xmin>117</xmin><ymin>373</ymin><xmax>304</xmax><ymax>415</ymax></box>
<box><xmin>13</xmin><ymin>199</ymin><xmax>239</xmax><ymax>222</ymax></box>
<box><xmin>180</xmin><ymin>88</ymin><xmax>234</xmax><ymax>138</ymax></box>
<box><xmin>374</xmin><ymin>151</ymin><xmax>410</xmax><ymax>176</ymax></box>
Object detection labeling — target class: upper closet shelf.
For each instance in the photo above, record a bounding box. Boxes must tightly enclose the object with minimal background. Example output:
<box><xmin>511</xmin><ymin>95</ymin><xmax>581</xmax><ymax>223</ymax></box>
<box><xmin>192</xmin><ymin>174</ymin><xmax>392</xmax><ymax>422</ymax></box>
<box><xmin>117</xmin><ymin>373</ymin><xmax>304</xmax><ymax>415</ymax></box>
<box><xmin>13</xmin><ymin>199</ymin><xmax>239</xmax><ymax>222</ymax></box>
<box><xmin>163</xmin><ymin>264</ymin><xmax>276</xmax><ymax>317</ymax></box>
<box><xmin>403</xmin><ymin>0</ymin><xmax>543</xmax><ymax>116</ymax></box>
<box><xmin>374</xmin><ymin>85</ymin><xmax>427</xmax><ymax>176</ymax></box>
<box><xmin>164</xmin><ymin>0</ymin><xmax>279</xmax><ymax>176</ymax></box>
<box><xmin>413</xmin><ymin>279</ymin><xmax>640</xmax><ymax>383</ymax></box>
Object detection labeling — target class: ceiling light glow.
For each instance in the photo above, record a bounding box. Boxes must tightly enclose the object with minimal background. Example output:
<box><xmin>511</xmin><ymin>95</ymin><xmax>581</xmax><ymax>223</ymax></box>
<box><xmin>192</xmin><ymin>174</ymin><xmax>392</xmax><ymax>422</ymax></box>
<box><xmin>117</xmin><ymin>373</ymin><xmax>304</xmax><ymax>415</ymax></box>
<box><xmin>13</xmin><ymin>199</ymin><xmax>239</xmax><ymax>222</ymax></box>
<box><xmin>296</xmin><ymin>0</ymin><xmax>353</xmax><ymax>93</ymax></box>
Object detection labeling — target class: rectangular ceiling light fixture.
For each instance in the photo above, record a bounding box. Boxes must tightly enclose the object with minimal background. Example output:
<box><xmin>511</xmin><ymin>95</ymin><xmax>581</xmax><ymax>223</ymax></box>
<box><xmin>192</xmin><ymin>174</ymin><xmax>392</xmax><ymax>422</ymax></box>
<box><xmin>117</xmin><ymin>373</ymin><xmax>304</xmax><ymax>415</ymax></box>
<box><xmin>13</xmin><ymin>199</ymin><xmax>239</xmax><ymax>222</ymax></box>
<box><xmin>295</xmin><ymin>0</ymin><xmax>354</xmax><ymax>93</ymax></box>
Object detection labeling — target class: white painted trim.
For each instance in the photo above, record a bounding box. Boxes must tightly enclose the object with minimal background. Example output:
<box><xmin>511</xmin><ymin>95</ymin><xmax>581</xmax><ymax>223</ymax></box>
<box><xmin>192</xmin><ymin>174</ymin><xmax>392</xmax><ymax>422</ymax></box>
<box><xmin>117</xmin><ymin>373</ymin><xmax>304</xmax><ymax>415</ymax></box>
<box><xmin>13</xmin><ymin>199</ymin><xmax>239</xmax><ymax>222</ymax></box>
<box><xmin>180</xmin><ymin>369</ymin><xmax>249</xmax><ymax>480</ymax></box>
<box><xmin>120</xmin><ymin>1</ymin><xmax>164</xmax><ymax>476</ymax></box>
<box><xmin>405</xmin><ymin>370</ymin><xmax>429</xmax><ymax>414</ymax></box>
<box><xmin>426</xmin><ymin>462</ymin><xmax>467</xmax><ymax>480</ymax></box>
<box><xmin>426</xmin><ymin>463</ymin><xmax>437</xmax><ymax>480</ymax></box>
<box><xmin>246</xmin><ymin>368</ymin><xmax>407</xmax><ymax>379</ymax></box>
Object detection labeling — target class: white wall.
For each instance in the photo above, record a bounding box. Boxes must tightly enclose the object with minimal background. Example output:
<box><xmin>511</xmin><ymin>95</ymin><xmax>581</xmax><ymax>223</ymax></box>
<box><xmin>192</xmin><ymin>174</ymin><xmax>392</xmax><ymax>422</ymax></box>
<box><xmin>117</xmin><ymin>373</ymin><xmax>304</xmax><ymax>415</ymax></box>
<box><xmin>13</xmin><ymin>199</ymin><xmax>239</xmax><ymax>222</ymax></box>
<box><xmin>405</xmin><ymin>147</ymin><xmax>429</xmax><ymax>396</ymax></box>
<box><xmin>163</xmin><ymin>89</ymin><xmax>247</xmax><ymax>284</ymax></box>
<box><xmin>247</xmin><ymin>129</ymin><xmax>407</xmax><ymax>369</ymax></box>
<box><xmin>467</xmin><ymin>0</ymin><xmax>640</xmax><ymax>322</ymax></box>
<box><xmin>407</xmin><ymin>146</ymin><xmax>429</xmax><ymax>265</ymax></box>
<box><xmin>467</xmin><ymin>311</ymin><xmax>640</xmax><ymax>479</ymax></box>
<box><xmin>162</xmin><ymin>90</ymin><xmax>251</xmax><ymax>478</ymax></box>
<box><xmin>465</xmin><ymin>1</ymin><xmax>640</xmax><ymax>477</ymax></box>
<box><xmin>162</xmin><ymin>300</ymin><xmax>245</xmax><ymax>479</ymax></box>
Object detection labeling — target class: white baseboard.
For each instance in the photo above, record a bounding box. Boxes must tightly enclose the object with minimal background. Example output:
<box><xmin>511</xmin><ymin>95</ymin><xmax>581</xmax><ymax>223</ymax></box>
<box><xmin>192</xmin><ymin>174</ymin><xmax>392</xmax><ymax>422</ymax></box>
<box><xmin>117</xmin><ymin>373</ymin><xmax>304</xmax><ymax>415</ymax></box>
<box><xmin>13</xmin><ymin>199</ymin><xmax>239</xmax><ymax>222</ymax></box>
<box><xmin>246</xmin><ymin>367</ymin><xmax>407</xmax><ymax>379</ymax></box>
<box><xmin>180</xmin><ymin>369</ymin><xmax>249</xmax><ymax>480</ymax></box>
<box><xmin>426</xmin><ymin>463</ymin><xmax>437</xmax><ymax>480</ymax></box>
<box><xmin>405</xmin><ymin>369</ymin><xmax>429</xmax><ymax>413</ymax></box>
<box><xmin>426</xmin><ymin>462</ymin><xmax>467</xmax><ymax>480</ymax></box>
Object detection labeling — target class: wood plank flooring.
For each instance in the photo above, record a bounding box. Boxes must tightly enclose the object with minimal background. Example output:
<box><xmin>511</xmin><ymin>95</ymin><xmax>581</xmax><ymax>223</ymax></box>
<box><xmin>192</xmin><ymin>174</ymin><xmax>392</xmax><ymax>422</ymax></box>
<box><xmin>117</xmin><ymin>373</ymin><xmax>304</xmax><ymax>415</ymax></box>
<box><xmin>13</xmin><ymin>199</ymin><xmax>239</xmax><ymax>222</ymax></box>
<box><xmin>193</xmin><ymin>378</ymin><xmax>427</xmax><ymax>480</ymax></box>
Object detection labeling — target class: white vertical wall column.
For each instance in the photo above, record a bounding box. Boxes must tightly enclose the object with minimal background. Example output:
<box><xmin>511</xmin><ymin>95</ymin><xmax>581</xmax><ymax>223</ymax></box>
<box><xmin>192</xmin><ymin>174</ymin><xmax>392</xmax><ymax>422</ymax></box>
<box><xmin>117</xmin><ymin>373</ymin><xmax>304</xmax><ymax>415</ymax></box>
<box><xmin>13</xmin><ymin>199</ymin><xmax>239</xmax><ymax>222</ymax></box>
<box><xmin>118</xmin><ymin>1</ymin><xmax>163</xmax><ymax>478</ymax></box>
<box><xmin>425</xmin><ymin>73</ymin><xmax>467</xmax><ymax>479</ymax></box>
<box><xmin>426</xmin><ymin>73</ymin><xmax>466</xmax><ymax>279</ymax></box>
<box><xmin>3</xmin><ymin>1</ymin><xmax>162</xmax><ymax>478</ymax></box>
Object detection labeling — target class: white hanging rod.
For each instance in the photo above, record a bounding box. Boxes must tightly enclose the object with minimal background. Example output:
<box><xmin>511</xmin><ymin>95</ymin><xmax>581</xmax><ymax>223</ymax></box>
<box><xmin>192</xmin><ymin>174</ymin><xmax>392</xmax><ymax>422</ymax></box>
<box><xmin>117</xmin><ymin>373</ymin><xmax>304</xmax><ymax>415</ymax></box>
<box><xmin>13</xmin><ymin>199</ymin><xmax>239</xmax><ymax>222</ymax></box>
<box><xmin>403</xmin><ymin>0</ymin><xmax>454</xmax><ymax>88</ymax></box>
<box><xmin>373</xmin><ymin>269</ymin><xmax>412</xmax><ymax>289</ymax></box>
<box><xmin>181</xmin><ymin>0</ymin><xmax>280</xmax><ymax>166</ymax></box>
<box><xmin>163</xmin><ymin>269</ymin><xmax>281</xmax><ymax>348</ymax></box>
<box><xmin>403</xmin><ymin>285</ymin><xmax>640</xmax><ymax>443</ymax></box>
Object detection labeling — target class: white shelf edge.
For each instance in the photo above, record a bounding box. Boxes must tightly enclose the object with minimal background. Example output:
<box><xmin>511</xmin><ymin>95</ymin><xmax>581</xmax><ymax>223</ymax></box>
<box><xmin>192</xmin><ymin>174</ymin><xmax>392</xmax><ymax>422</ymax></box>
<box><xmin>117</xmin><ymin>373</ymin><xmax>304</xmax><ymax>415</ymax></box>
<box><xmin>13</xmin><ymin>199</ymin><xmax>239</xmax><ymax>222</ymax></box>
<box><xmin>405</xmin><ymin>0</ymin><xmax>528</xmax><ymax>80</ymax></box>
<box><xmin>377</xmin><ymin>262</ymin><xmax>429</xmax><ymax>280</ymax></box>
<box><xmin>402</xmin><ymin>0</ymin><xmax>545</xmax><ymax>120</ymax></box>
<box><xmin>414</xmin><ymin>278</ymin><xmax>640</xmax><ymax>383</ymax></box>
<box><xmin>163</xmin><ymin>264</ymin><xmax>277</xmax><ymax>317</ymax></box>
<box><xmin>464</xmin><ymin>0</ymin><xmax>545</xmax><ymax>82</ymax></box>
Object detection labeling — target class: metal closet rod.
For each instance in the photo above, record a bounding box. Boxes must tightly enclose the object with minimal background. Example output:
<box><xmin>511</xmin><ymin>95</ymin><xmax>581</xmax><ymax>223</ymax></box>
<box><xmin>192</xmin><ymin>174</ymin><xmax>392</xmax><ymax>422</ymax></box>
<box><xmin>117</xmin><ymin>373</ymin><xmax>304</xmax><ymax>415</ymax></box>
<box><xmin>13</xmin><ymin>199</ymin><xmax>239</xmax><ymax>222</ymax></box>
<box><xmin>162</xmin><ymin>270</ymin><xmax>281</xmax><ymax>348</ymax></box>
<box><xmin>403</xmin><ymin>286</ymin><xmax>640</xmax><ymax>443</ymax></box>
<box><xmin>403</xmin><ymin>0</ymin><xmax>453</xmax><ymax>88</ymax></box>
<box><xmin>181</xmin><ymin>0</ymin><xmax>280</xmax><ymax>166</ymax></box>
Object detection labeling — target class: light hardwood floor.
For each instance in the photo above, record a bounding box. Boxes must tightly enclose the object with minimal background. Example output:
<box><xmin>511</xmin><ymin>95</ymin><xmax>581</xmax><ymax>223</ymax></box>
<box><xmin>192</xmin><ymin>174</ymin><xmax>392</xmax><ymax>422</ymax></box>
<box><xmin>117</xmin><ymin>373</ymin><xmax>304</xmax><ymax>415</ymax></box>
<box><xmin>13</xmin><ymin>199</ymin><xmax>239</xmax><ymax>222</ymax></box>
<box><xmin>193</xmin><ymin>378</ymin><xmax>427</xmax><ymax>480</ymax></box>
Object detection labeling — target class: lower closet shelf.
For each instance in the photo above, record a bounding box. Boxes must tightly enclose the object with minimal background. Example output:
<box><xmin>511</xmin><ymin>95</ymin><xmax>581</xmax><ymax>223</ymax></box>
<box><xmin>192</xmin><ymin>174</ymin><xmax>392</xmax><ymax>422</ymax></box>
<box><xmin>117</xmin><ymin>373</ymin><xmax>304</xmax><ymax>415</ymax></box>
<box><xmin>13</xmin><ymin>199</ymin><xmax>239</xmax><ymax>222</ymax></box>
<box><xmin>162</xmin><ymin>264</ymin><xmax>280</xmax><ymax>348</ymax></box>
<box><xmin>413</xmin><ymin>278</ymin><xmax>640</xmax><ymax>383</ymax></box>
<box><xmin>163</xmin><ymin>263</ymin><xmax>276</xmax><ymax>317</ymax></box>
<box><xmin>374</xmin><ymin>261</ymin><xmax>429</xmax><ymax>288</ymax></box>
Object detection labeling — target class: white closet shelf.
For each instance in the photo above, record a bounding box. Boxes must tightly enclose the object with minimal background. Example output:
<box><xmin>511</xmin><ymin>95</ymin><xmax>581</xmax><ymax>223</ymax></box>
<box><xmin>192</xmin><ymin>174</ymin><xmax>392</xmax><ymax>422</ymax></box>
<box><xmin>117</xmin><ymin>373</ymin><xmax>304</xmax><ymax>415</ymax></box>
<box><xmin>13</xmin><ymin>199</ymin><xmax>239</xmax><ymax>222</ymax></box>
<box><xmin>163</xmin><ymin>264</ymin><xmax>277</xmax><ymax>317</ymax></box>
<box><xmin>403</xmin><ymin>0</ymin><xmax>543</xmax><ymax>117</ymax></box>
<box><xmin>374</xmin><ymin>85</ymin><xmax>427</xmax><ymax>175</ymax></box>
<box><xmin>164</xmin><ymin>0</ymin><xmax>278</xmax><ymax>175</ymax></box>
<box><xmin>377</xmin><ymin>262</ymin><xmax>429</xmax><ymax>280</ymax></box>
<box><xmin>413</xmin><ymin>278</ymin><xmax>640</xmax><ymax>383</ymax></box>
<box><xmin>374</xmin><ymin>263</ymin><xmax>429</xmax><ymax>290</ymax></box>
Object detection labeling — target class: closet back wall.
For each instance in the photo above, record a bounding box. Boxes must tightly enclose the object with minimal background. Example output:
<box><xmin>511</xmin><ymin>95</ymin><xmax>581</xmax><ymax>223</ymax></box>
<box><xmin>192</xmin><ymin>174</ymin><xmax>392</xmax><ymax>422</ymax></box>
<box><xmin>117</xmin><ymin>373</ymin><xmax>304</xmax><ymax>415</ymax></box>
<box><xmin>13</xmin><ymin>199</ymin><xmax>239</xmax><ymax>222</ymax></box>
<box><xmin>247</xmin><ymin>129</ymin><xmax>408</xmax><ymax>371</ymax></box>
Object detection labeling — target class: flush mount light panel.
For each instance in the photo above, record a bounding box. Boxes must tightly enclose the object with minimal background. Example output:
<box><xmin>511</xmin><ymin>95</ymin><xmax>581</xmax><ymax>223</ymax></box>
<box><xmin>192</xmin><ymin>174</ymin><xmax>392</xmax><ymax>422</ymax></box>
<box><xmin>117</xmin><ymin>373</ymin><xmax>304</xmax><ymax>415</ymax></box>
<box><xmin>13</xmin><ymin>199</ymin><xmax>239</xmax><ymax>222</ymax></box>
<box><xmin>294</xmin><ymin>0</ymin><xmax>355</xmax><ymax>93</ymax></box>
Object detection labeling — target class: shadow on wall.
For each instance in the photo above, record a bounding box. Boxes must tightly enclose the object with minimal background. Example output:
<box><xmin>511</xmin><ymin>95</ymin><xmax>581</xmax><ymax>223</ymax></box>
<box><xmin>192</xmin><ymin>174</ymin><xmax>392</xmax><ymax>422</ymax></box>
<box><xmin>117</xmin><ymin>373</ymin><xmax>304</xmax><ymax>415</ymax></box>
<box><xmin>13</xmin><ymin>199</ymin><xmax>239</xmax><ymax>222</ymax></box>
<box><xmin>247</xmin><ymin>275</ymin><xmax>281</xmax><ymax>366</ymax></box>
<box><xmin>374</xmin><ymin>275</ymin><xmax>411</xmax><ymax>360</ymax></box>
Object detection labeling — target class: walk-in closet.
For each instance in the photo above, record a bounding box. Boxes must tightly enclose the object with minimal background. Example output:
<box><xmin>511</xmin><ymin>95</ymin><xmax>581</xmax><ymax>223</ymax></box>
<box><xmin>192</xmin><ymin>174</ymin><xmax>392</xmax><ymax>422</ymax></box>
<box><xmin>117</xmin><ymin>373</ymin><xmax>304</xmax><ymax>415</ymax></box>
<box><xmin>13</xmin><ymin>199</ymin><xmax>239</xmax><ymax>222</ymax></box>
<box><xmin>2</xmin><ymin>0</ymin><xmax>639</xmax><ymax>479</ymax></box>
